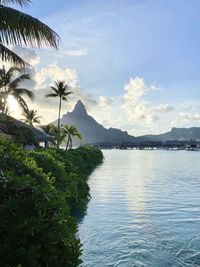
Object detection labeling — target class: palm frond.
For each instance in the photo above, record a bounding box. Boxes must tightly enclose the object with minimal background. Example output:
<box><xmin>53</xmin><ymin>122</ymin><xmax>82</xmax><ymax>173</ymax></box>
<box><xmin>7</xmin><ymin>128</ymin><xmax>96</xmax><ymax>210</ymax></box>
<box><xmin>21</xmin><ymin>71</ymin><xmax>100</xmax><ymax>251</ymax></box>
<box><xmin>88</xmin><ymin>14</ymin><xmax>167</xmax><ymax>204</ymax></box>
<box><xmin>62</xmin><ymin>96</ymin><xmax>68</xmax><ymax>101</ymax></box>
<box><xmin>22</xmin><ymin>108</ymin><xmax>41</xmax><ymax>125</ymax></box>
<box><xmin>75</xmin><ymin>132</ymin><xmax>82</xmax><ymax>140</ymax></box>
<box><xmin>50</xmin><ymin>86</ymin><xmax>59</xmax><ymax>95</ymax></box>
<box><xmin>0</xmin><ymin>43</ymin><xmax>29</xmax><ymax>68</ymax></box>
<box><xmin>0</xmin><ymin>66</ymin><xmax>19</xmax><ymax>85</ymax></box>
<box><xmin>5</xmin><ymin>65</ymin><xmax>20</xmax><ymax>74</ymax></box>
<box><xmin>12</xmin><ymin>87</ymin><xmax>34</xmax><ymax>100</ymax></box>
<box><xmin>16</xmin><ymin>94</ymin><xmax>28</xmax><ymax>110</ymax></box>
<box><xmin>33</xmin><ymin>116</ymin><xmax>41</xmax><ymax>122</ymax></box>
<box><xmin>64</xmin><ymin>91</ymin><xmax>73</xmax><ymax>96</ymax></box>
<box><xmin>9</xmin><ymin>73</ymin><xmax>30</xmax><ymax>88</ymax></box>
<box><xmin>0</xmin><ymin>6</ymin><xmax>60</xmax><ymax>48</ymax></box>
<box><xmin>1</xmin><ymin>0</ymin><xmax>31</xmax><ymax>6</ymax></box>
<box><xmin>63</xmin><ymin>92</ymin><xmax>73</xmax><ymax>97</ymax></box>
<box><xmin>46</xmin><ymin>93</ymin><xmax>58</xmax><ymax>98</ymax></box>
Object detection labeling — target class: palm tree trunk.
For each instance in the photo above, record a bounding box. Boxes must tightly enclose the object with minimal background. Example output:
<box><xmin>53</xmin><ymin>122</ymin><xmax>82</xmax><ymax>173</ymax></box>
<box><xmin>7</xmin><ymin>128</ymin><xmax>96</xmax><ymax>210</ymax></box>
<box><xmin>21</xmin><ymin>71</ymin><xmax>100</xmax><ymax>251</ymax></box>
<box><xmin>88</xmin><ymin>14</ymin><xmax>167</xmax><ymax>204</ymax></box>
<box><xmin>66</xmin><ymin>135</ymin><xmax>70</xmax><ymax>150</ymax></box>
<box><xmin>57</xmin><ymin>96</ymin><xmax>62</xmax><ymax>149</ymax></box>
<box><xmin>69</xmin><ymin>135</ymin><xmax>72</xmax><ymax>149</ymax></box>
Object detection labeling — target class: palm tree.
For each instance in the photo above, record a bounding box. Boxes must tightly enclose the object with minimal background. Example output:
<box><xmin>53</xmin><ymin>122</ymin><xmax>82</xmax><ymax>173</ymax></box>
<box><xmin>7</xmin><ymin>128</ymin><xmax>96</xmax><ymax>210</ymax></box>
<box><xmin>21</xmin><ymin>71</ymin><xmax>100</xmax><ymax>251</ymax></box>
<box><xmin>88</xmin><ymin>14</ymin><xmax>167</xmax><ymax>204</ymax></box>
<box><xmin>0</xmin><ymin>66</ymin><xmax>34</xmax><ymax>114</ymax></box>
<box><xmin>40</xmin><ymin>123</ymin><xmax>65</xmax><ymax>148</ymax></box>
<box><xmin>62</xmin><ymin>125</ymin><xmax>82</xmax><ymax>150</ymax></box>
<box><xmin>40</xmin><ymin>123</ymin><xmax>57</xmax><ymax>147</ymax></box>
<box><xmin>0</xmin><ymin>0</ymin><xmax>59</xmax><ymax>67</ymax></box>
<box><xmin>46</xmin><ymin>81</ymin><xmax>72</xmax><ymax>149</ymax></box>
<box><xmin>22</xmin><ymin>107</ymin><xmax>41</xmax><ymax>126</ymax></box>
<box><xmin>40</xmin><ymin>123</ymin><xmax>57</xmax><ymax>136</ymax></box>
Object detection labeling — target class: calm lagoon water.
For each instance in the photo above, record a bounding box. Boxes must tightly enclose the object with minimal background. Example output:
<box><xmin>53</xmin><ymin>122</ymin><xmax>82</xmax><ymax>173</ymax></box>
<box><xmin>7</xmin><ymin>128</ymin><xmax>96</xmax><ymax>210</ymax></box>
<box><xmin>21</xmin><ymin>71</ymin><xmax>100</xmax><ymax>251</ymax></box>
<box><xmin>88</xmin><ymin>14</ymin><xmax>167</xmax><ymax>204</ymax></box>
<box><xmin>78</xmin><ymin>150</ymin><xmax>200</xmax><ymax>267</ymax></box>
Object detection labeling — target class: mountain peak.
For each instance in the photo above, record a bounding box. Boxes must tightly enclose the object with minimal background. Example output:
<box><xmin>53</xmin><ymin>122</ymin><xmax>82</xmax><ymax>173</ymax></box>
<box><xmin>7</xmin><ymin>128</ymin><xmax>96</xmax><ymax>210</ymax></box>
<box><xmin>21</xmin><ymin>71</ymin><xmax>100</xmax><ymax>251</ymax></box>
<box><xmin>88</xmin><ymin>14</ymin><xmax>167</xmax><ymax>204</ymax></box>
<box><xmin>72</xmin><ymin>100</ymin><xmax>87</xmax><ymax>115</ymax></box>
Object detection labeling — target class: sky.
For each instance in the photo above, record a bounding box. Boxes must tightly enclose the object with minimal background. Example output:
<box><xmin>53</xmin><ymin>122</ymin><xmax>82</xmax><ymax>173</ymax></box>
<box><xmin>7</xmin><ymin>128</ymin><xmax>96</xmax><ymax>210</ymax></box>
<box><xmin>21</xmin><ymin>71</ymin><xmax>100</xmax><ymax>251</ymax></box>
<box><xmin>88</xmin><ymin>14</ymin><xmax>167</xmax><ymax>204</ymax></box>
<box><xmin>8</xmin><ymin>0</ymin><xmax>200</xmax><ymax>136</ymax></box>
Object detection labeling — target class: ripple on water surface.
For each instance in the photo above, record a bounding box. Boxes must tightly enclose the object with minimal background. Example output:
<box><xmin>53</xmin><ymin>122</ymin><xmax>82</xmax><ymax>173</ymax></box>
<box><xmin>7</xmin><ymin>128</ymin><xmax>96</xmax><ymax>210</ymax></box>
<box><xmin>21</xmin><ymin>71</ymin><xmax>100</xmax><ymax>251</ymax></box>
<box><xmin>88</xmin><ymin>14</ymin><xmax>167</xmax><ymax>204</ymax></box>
<box><xmin>78</xmin><ymin>150</ymin><xmax>200</xmax><ymax>267</ymax></box>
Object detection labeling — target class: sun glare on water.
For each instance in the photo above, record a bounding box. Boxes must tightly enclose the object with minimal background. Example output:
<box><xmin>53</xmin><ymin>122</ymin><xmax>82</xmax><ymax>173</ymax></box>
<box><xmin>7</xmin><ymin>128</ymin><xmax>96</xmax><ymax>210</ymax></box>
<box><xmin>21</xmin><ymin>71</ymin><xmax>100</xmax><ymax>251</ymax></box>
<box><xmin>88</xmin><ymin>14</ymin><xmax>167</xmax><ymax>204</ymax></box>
<box><xmin>7</xmin><ymin>95</ymin><xmax>19</xmax><ymax>113</ymax></box>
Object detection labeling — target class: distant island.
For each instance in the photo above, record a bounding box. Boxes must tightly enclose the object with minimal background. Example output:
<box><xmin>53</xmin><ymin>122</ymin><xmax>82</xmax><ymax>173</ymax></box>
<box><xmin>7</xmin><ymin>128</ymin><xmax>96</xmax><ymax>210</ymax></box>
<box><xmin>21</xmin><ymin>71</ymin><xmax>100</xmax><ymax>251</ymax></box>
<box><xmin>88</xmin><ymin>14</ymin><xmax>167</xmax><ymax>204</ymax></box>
<box><xmin>54</xmin><ymin>100</ymin><xmax>200</xmax><ymax>149</ymax></box>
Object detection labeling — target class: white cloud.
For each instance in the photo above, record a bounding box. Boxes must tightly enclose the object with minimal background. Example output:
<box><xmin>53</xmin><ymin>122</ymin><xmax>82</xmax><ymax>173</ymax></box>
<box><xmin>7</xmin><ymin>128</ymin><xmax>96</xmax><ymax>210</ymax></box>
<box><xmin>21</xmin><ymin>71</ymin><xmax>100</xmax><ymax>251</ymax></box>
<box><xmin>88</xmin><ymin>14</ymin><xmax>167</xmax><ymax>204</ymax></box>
<box><xmin>99</xmin><ymin>96</ymin><xmax>113</xmax><ymax>108</ymax></box>
<box><xmin>123</xmin><ymin>77</ymin><xmax>147</xmax><ymax>104</ymax></box>
<box><xmin>133</xmin><ymin>102</ymin><xmax>159</xmax><ymax>124</ymax></box>
<box><xmin>34</xmin><ymin>64</ymin><xmax>78</xmax><ymax>90</ymax></box>
<box><xmin>58</xmin><ymin>49</ymin><xmax>88</xmax><ymax>57</ymax></box>
<box><xmin>25</xmin><ymin>64</ymin><xmax>99</xmax><ymax>123</ymax></box>
<box><xmin>12</xmin><ymin>46</ymin><xmax>40</xmax><ymax>66</ymax></box>
<box><xmin>173</xmin><ymin>112</ymin><xmax>200</xmax><ymax>124</ymax></box>
<box><xmin>153</xmin><ymin>104</ymin><xmax>174</xmax><ymax>113</ymax></box>
<box><xmin>122</xmin><ymin>77</ymin><xmax>173</xmax><ymax>125</ymax></box>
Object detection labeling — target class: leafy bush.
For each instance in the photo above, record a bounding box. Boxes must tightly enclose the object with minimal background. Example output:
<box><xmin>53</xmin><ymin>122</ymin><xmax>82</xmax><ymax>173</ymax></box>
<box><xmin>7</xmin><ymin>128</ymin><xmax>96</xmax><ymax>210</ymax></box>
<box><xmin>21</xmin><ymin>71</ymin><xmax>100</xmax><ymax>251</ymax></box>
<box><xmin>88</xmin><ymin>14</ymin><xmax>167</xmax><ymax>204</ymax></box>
<box><xmin>0</xmin><ymin>138</ymin><xmax>103</xmax><ymax>267</ymax></box>
<box><xmin>43</xmin><ymin>146</ymin><xmax>103</xmax><ymax>209</ymax></box>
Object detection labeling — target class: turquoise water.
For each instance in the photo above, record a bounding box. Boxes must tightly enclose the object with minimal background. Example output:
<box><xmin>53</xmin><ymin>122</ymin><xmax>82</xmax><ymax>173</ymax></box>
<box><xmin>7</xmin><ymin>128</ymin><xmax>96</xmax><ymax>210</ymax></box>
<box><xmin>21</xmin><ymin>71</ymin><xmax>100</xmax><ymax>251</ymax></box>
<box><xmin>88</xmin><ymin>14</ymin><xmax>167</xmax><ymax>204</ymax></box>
<box><xmin>78</xmin><ymin>150</ymin><xmax>200</xmax><ymax>267</ymax></box>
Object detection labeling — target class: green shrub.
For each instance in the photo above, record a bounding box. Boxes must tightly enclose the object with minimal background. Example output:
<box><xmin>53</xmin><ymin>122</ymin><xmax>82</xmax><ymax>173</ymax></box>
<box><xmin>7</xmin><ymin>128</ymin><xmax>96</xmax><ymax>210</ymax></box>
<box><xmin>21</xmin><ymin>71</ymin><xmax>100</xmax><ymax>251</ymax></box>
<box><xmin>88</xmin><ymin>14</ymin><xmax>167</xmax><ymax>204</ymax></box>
<box><xmin>0</xmin><ymin>138</ymin><xmax>103</xmax><ymax>267</ymax></box>
<box><xmin>44</xmin><ymin>146</ymin><xmax>103</xmax><ymax>210</ymax></box>
<box><xmin>0</xmin><ymin>139</ymin><xmax>81</xmax><ymax>267</ymax></box>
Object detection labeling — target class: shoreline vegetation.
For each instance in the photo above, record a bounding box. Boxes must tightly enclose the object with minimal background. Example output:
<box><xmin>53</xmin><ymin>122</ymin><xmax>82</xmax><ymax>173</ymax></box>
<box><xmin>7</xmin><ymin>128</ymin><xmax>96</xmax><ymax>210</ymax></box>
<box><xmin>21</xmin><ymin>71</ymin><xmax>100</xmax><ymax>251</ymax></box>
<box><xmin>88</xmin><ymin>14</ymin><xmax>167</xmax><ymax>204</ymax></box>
<box><xmin>0</xmin><ymin>4</ymin><xmax>103</xmax><ymax>264</ymax></box>
<box><xmin>0</xmin><ymin>137</ymin><xmax>103</xmax><ymax>267</ymax></box>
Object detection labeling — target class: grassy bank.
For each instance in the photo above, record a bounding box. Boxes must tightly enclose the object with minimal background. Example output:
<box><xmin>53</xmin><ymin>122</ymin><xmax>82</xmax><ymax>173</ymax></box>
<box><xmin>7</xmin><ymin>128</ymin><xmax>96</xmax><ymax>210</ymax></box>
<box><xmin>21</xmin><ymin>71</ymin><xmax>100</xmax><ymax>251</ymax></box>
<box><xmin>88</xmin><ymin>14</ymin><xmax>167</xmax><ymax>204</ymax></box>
<box><xmin>0</xmin><ymin>137</ymin><xmax>103</xmax><ymax>267</ymax></box>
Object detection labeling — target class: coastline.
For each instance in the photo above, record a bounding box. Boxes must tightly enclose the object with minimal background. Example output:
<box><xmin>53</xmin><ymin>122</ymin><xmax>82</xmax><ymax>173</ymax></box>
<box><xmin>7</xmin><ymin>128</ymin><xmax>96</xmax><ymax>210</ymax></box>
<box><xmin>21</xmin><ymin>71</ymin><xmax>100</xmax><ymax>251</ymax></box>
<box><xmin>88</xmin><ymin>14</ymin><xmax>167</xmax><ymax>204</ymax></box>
<box><xmin>0</xmin><ymin>137</ymin><xmax>103</xmax><ymax>267</ymax></box>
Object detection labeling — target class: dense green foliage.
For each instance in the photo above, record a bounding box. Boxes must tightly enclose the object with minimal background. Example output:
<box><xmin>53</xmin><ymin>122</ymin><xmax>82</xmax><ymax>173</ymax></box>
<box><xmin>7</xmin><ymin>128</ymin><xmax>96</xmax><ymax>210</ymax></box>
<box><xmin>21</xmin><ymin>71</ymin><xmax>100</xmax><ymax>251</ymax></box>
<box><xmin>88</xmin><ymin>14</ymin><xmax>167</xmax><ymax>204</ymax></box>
<box><xmin>0</xmin><ymin>114</ymin><xmax>36</xmax><ymax>145</ymax></box>
<box><xmin>0</xmin><ymin>137</ymin><xmax>103</xmax><ymax>267</ymax></box>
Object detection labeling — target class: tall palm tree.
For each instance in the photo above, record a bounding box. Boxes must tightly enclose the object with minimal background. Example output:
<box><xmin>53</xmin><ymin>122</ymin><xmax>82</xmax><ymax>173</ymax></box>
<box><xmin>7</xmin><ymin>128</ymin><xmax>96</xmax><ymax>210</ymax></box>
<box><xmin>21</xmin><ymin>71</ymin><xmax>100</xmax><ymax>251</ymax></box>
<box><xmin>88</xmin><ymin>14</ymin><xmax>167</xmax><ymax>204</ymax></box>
<box><xmin>46</xmin><ymin>81</ymin><xmax>72</xmax><ymax>149</ymax></box>
<box><xmin>0</xmin><ymin>0</ymin><xmax>59</xmax><ymax>67</ymax></box>
<box><xmin>62</xmin><ymin>125</ymin><xmax>82</xmax><ymax>150</ymax></box>
<box><xmin>0</xmin><ymin>66</ymin><xmax>34</xmax><ymax>114</ymax></box>
<box><xmin>22</xmin><ymin>107</ymin><xmax>41</xmax><ymax>126</ymax></box>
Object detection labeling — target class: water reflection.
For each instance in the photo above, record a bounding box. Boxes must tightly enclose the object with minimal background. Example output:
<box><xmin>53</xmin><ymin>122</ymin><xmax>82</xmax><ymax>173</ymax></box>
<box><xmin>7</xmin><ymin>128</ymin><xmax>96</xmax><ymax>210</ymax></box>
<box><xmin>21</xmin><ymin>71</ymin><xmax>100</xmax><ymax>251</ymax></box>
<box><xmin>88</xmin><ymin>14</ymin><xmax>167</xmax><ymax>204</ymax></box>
<box><xmin>78</xmin><ymin>150</ymin><xmax>200</xmax><ymax>267</ymax></box>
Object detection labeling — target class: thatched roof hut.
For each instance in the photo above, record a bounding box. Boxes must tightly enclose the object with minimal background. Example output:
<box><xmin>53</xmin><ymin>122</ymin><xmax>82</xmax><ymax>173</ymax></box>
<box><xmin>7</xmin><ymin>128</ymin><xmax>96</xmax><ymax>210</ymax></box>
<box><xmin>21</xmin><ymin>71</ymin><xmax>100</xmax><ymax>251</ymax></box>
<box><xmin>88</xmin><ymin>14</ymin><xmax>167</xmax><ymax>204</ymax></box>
<box><xmin>0</xmin><ymin>114</ymin><xmax>52</xmax><ymax>146</ymax></box>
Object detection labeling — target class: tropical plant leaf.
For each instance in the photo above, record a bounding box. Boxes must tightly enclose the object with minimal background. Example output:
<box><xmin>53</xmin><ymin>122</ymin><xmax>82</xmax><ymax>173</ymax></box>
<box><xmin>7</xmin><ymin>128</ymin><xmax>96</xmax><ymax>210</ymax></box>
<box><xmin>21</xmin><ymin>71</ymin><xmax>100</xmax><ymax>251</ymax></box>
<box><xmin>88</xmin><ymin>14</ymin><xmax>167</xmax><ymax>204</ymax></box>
<box><xmin>9</xmin><ymin>73</ymin><xmax>30</xmax><ymax>88</ymax></box>
<box><xmin>4</xmin><ymin>65</ymin><xmax>20</xmax><ymax>76</ymax></box>
<box><xmin>75</xmin><ymin>132</ymin><xmax>82</xmax><ymax>140</ymax></box>
<box><xmin>62</xmin><ymin>96</ymin><xmax>68</xmax><ymax>101</ymax></box>
<box><xmin>0</xmin><ymin>0</ymin><xmax>31</xmax><ymax>6</ymax></box>
<box><xmin>22</xmin><ymin>108</ymin><xmax>41</xmax><ymax>125</ymax></box>
<box><xmin>0</xmin><ymin>43</ymin><xmax>29</xmax><ymax>68</ymax></box>
<box><xmin>50</xmin><ymin>86</ymin><xmax>59</xmax><ymax>95</ymax></box>
<box><xmin>16</xmin><ymin>94</ymin><xmax>28</xmax><ymax>110</ymax></box>
<box><xmin>0</xmin><ymin>6</ymin><xmax>60</xmax><ymax>48</ymax></box>
<box><xmin>46</xmin><ymin>93</ymin><xmax>58</xmax><ymax>98</ymax></box>
<box><xmin>12</xmin><ymin>87</ymin><xmax>34</xmax><ymax>100</ymax></box>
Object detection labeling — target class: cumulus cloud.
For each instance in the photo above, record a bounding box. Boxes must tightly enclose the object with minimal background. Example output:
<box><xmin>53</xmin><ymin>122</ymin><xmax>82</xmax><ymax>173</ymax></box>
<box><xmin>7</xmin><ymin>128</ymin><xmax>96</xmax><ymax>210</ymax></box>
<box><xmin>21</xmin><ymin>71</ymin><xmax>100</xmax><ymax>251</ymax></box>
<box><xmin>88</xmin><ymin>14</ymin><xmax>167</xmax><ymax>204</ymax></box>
<box><xmin>172</xmin><ymin>112</ymin><xmax>200</xmax><ymax>124</ymax></box>
<box><xmin>34</xmin><ymin>64</ymin><xmax>78</xmax><ymax>90</ymax></box>
<box><xmin>153</xmin><ymin>104</ymin><xmax>174</xmax><ymax>113</ymax></box>
<box><xmin>24</xmin><ymin>64</ymin><xmax>99</xmax><ymax>122</ymax></box>
<box><xmin>99</xmin><ymin>96</ymin><xmax>113</xmax><ymax>108</ymax></box>
<box><xmin>123</xmin><ymin>77</ymin><xmax>146</xmax><ymax>104</ymax></box>
<box><xmin>133</xmin><ymin>102</ymin><xmax>159</xmax><ymax>124</ymax></box>
<box><xmin>123</xmin><ymin>77</ymin><xmax>173</xmax><ymax>125</ymax></box>
<box><xmin>12</xmin><ymin>46</ymin><xmax>40</xmax><ymax>66</ymax></box>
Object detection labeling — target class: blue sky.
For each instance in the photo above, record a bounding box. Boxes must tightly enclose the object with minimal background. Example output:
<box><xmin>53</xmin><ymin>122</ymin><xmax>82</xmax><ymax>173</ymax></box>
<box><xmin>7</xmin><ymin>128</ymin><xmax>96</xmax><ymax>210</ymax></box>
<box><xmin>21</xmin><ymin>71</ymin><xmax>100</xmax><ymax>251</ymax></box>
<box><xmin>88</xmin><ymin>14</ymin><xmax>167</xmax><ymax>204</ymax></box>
<box><xmin>12</xmin><ymin>0</ymin><xmax>200</xmax><ymax>135</ymax></box>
